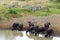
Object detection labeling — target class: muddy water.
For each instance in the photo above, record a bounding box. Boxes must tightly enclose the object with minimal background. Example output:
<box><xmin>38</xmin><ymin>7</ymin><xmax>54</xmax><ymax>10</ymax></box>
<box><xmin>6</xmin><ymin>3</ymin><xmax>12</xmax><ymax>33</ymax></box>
<box><xmin>0</xmin><ymin>30</ymin><xmax>52</xmax><ymax>40</ymax></box>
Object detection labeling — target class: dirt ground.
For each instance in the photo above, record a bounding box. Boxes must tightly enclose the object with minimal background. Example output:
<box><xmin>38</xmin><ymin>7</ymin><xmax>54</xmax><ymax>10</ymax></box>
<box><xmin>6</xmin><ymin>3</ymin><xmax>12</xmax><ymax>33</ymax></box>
<box><xmin>0</xmin><ymin>14</ymin><xmax>60</xmax><ymax>36</ymax></box>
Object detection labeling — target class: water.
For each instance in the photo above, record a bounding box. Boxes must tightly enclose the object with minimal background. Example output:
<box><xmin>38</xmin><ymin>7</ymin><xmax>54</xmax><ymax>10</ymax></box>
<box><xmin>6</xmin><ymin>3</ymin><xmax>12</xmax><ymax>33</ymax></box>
<box><xmin>14</xmin><ymin>31</ymin><xmax>34</xmax><ymax>40</ymax></box>
<box><xmin>0</xmin><ymin>30</ymin><xmax>52</xmax><ymax>40</ymax></box>
<box><xmin>52</xmin><ymin>37</ymin><xmax>60</xmax><ymax>40</ymax></box>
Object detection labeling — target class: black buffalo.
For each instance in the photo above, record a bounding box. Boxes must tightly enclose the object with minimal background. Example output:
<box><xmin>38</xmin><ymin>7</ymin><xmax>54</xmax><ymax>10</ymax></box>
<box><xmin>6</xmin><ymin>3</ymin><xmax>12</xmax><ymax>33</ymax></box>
<box><xmin>26</xmin><ymin>26</ymin><xmax>34</xmax><ymax>34</ymax></box>
<box><xmin>18</xmin><ymin>23</ymin><xmax>23</xmax><ymax>31</ymax></box>
<box><xmin>45</xmin><ymin>28</ymin><xmax>54</xmax><ymax>37</ymax></box>
<box><xmin>33</xmin><ymin>22</ymin><xmax>51</xmax><ymax>36</ymax></box>
<box><xmin>44</xmin><ymin>22</ymin><xmax>51</xmax><ymax>28</ymax></box>
<box><xmin>26</xmin><ymin>21</ymin><xmax>34</xmax><ymax>34</ymax></box>
<box><xmin>12</xmin><ymin>22</ymin><xmax>19</xmax><ymax>30</ymax></box>
<box><xmin>28</xmin><ymin>21</ymin><xmax>34</xmax><ymax>27</ymax></box>
<box><xmin>34</xmin><ymin>27</ymin><xmax>45</xmax><ymax>35</ymax></box>
<box><xmin>26</xmin><ymin>25</ymin><xmax>39</xmax><ymax>34</ymax></box>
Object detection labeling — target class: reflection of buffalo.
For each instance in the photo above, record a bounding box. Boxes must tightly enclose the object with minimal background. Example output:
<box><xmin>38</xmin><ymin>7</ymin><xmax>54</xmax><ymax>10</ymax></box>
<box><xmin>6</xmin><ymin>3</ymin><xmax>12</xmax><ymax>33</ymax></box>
<box><xmin>12</xmin><ymin>22</ymin><xmax>23</xmax><ymax>31</ymax></box>
<box><xmin>45</xmin><ymin>28</ymin><xmax>54</xmax><ymax>37</ymax></box>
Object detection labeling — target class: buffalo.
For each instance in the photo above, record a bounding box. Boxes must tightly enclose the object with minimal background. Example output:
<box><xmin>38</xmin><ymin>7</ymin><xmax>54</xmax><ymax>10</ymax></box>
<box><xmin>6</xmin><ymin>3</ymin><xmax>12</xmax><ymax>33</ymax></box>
<box><xmin>34</xmin><ymin>22</ymin><xmax>51</xmax><ymax>35</ymax></box>
<box><xmin>26</xmin><ymin>26</ymin><xmax>34</xmax><ymax>34</ymax></box>
<box><xmin>34</xmin><ymin>27</ymin><xmax>45</xmax><ymax>36</ymax></box>
<box><xmin>12</xmin><ymin>22</ymin><xmax>19</xmax><ymax>30</ymax></box>
<box><xmin>45</xmin><ymin>28</ymin><xmax>54</xmax><ymax>37</ymax></box>
<box><xmin>12</xmin><ymin>22</ymin><xmax>23</xmax><ymax>31</ymax></box>
<box><xmin>44</xmin><ymin>22</ymin><xmax>51</xmax><ymax>28</ymax></box>
<box><xmin>28</xmin><ymin>21</ymin><xmax>34</xmax><ymax>27</ymax></box>
<box><xmin>18</xmin><ymin>23</ymin><xmax>23</xmax><ymax>31</ymax></box>
<box><xmin>26</xmin><ymin>25</ymin><xmax>39</xmax><ymax>34</ymax></box>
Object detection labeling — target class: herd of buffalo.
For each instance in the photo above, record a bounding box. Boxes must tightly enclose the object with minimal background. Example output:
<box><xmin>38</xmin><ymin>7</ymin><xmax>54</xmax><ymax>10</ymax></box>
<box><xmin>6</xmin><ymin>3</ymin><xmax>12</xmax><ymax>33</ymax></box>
<box><xmin>12</xmin><ymin>21</ymin><xmax>54</xmax><ymax>37</ymax></box>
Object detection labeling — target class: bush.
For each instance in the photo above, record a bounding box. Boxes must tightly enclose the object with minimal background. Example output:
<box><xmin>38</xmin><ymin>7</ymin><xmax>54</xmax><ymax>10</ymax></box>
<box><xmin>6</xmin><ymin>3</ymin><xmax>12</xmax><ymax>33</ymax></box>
<box><xmin>56</xmin><ymin>4</ymin><xmax>60</xmax><ymax>9</ymax></box>
<box><xmin>56</xmin><ymin>0</ymin><xmax>60</xmax><ymax>3</ymax></box>
<box><xmin>9</xmin><ymin>9</ymin><xmax>17</xmax><ymax>14</ymax></box>
<box><xmin>50</xmin><ymin>0</ymin><xmax>60</xmax><ymax>3</ymax></box>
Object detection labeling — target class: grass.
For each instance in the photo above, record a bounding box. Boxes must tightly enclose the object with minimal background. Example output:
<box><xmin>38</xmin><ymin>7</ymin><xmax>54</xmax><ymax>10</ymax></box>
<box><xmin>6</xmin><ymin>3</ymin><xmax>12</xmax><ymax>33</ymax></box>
<box><xmin>0</xmin><ymin>0</ymin><xmax>60</xmax><ymax>20</ymax></box>
<box><xmin>50</xmin><ymin>0</ymin><xmax>60</xmax><ymax>3</ymax></box>
<box><xmin>0</xmin><ymin>6</ymin><xmax>60</xmax><ymax>19</ymax></box>
<box><xmin>32</xmin><ymin>8</ymin><xmax>60</xmax><ymax>16</ymax></box>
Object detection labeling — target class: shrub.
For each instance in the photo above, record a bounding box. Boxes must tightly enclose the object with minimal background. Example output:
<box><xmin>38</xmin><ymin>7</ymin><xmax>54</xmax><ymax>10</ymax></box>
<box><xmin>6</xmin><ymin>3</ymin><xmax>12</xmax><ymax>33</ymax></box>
<box><xmin>50</xmin><ymin>0</ymin><xmax>60</xmax><ymax>3</ymax></box>
<box><xmin>8</xmin><ymin>9</ymin><xmax>17</xmax><ymax>14</ymax></box>
<box><xmin>56</xmin><ymin>0</ymin><xmax>60</xmax><ymax>3</ymax></box>
<box><xmin>56</xmin><ymin>4</ymin><xmax>60</xmax><ymax>9</ymax></box>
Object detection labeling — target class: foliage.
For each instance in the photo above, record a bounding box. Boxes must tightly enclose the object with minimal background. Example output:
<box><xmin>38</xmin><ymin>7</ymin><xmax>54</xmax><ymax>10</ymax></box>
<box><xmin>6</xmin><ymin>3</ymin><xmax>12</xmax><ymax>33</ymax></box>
<box><xmin>8</xmin><ymin>9</ymin><xmax>17</xmax><ymax>14</ymax></box>
<box><xmin>50</xmin><ymin>0</ymin><xmax>60</xmax><ymax>3</ymax></box>
<box><xmin>56</xmin><ymin>4</ymin><xmax>60</xmax><ymax>9</ymax></box>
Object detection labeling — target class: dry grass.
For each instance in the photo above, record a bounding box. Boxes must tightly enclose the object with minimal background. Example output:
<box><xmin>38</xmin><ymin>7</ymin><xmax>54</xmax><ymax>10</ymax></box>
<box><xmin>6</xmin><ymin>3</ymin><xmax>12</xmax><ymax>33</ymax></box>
<box><xmin>0</xmin><ymin>0</ymin><xmax>50</xmax><ymax>6</ymax></box>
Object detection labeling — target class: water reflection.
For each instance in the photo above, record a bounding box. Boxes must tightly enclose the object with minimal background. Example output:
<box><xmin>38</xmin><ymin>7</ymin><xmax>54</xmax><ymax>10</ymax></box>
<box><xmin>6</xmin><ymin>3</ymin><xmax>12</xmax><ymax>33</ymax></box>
<box><xmin>14</xmin><ymin>31</ymin><xmax>34</xmax><ymax>40</ymax></box>
<box><xmin>0</xmin><ymin>30</ymin><xmax>52</xmax><ymax>40</ymax></box>
<box><xmin>0</xmin><ymin>30</ymin><xmax>34</xmax><ymax>40</ymax></box>
<box><xmin>0</xmin><ymin>35</ymin><xmax>5</xmax><ymax>40</ymax></box>
<box><xmin>52</xmin><ymin>37</ymin><xmax>60</xmax><ymax>40</ymax></box>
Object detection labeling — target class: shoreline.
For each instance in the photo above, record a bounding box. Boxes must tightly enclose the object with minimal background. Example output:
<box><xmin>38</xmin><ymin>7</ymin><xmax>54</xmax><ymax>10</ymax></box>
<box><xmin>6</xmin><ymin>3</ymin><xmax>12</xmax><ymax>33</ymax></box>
<box><xmin>0</xmin><ymin>15</ymin><xmax>60</xmax><ymax>36</ymax></box>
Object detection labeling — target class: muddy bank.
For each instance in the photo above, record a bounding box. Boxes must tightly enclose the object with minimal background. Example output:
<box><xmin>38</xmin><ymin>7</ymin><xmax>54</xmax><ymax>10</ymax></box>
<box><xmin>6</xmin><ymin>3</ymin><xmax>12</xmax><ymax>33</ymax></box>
<box><xmin>0</xmin><ymin>14</ymin><xmax>60</xmax><ymax>36</ymax></box>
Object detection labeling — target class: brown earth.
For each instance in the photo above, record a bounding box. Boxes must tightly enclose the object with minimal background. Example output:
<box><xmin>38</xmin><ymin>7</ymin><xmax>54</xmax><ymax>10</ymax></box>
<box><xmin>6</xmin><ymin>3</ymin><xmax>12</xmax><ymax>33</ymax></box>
<box><xmin>0</xmin><ymin>14</ymin><xmax>60</xmax><ymax>36</ymax></box>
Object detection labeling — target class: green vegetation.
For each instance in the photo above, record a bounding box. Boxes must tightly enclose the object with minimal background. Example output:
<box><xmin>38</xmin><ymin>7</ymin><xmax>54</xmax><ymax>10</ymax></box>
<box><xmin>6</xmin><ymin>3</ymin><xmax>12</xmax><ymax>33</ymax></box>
<box><xmin>0</xmin><ymin>0</ymin><xmax>60</xmax><ymax>20</ymax></box>
<box><xmin>50</xmin><ymin>0</ymin><xmax>60</xmax><ymax>3</ymax></box>
<box><xmin>0</xmin><ymin>6</ymin><xmax>60</xmax><ymax>19</ymax></box>
<box><xmin>50</xmin><ymin>0</ymin><xmax>60</xmax><ymax>9</ymax></box>
<box><xmin>9</xmin><ymin>9</ymin><xmax>17</xmax><ymax>14</ymax></box>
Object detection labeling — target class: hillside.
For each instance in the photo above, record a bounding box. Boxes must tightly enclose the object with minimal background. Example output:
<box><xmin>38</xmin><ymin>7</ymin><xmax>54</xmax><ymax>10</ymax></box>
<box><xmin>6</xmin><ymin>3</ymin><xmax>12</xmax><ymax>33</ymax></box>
<box><xmin>0</xmin><ymin>0</ymin><xmax>60</xmax><ymax>20</ymax></box>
